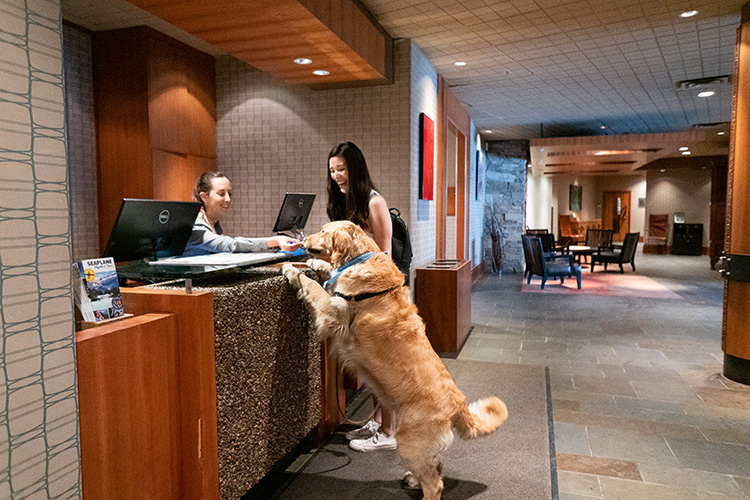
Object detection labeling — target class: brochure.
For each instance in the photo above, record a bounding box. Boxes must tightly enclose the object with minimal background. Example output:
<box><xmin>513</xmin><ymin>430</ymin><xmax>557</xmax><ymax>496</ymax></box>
<box><xmin>73</xmin><ymin>257</ymin><xmax>125</xmax><ymax>322</ymax></box>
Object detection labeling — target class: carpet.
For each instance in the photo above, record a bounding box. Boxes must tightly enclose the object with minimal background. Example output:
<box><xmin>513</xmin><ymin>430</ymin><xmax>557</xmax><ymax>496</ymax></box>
<box><xmin>268</xmin><ymin>360</ymin><xmax>555</xmax><ymax>500</ymax></box>
<box><xmin>522</xmin><ymin>272</ymin><xmax>682</xmax><ymax>299</ymax></box>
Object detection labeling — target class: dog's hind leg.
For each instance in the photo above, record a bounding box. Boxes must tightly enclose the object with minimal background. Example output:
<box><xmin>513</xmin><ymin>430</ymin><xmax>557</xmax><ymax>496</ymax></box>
<box><xmin>396</xmin><ymin>427</ymin><xmax>448</xmax><ymax>500</ymax></box>
<box><xmin>402</xmin><ymin>458</ymin><xmax>443</xmax><ymax>500</ymax></box>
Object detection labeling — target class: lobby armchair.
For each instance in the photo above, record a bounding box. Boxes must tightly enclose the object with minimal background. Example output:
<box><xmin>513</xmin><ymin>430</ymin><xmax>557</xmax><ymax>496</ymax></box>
<box><xmin>578</xmin><ymin>228</ymin><xmax>614</xmax><ymax>264</ymax></box>
<box><xmin>522</xmin><ymin>235</ymin><xmax>581</xmax><ymax>289</ymax></box>
<box><xmin>590</xmin><ymin>232</ymin><xmax>640</xmax><ymax>273</ymax></box>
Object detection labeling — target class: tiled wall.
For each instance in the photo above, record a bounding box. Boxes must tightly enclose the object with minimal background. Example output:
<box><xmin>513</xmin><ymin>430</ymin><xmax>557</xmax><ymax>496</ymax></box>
<box><xmin>63</xmin><ymin>23</ymin><xmax>98</xmax><ymax>261</ymax></box>
<box><xmin>0</xmin><ymin>1</ymin><xmax>81</xmax><ymax>498</ymax></box>
<box><xmin>409</xmin><ymin>43</ymin><xmax>438</xmax><ymax>268</ymax></box>
<box><xmin>216</xmin><ymin>39</ymin><xmax>440</xmax><ymax>279</ymax></box>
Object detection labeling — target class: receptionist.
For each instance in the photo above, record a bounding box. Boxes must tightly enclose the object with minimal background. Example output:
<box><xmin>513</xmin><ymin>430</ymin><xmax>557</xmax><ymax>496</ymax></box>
<box><xmin>182</xmin><ymin>171</ymin><xmax>301</xmax><ymax>256</ymax></box>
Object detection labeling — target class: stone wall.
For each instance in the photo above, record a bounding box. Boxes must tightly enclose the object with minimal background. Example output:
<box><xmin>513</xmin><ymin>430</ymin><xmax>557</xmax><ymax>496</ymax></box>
<box><xmin>483</xmin><ymin>141</ymin><xmax>528</xmax><ymax>274</ymax></box>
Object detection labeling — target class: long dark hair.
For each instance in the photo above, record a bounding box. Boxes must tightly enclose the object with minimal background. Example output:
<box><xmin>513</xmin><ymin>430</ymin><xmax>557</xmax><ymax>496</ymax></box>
<box><xmin>326</xmin><ymin>142</ymin><xmax>377</xmax><ymax>228</ymax></box>
<box><xmin>193</xmin><ymin>171</ymin><xmax>228</xmax><ymax>206</ymax></box>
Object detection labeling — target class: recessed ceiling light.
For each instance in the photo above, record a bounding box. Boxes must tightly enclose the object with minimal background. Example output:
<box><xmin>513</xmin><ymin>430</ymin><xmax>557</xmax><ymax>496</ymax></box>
<box><xmin>680</xmin><ymin>10</ymin><xmax>698</xmax><ymax>18</ymax></box>
<box><xmin>312</xmin><ymin>70</ymin><xmax>330</xmax><ymax>76</ymax></box>
<box><xmin>454</xmin><ymin>61</ymin><xmax>467</xmax><ymax>66</ymax></box>
<box><xmin>698</xmin><ymin>91</ymin><xmax>715</xmax><ymax>97</ymax></box>
<box><xmin>679</xmin><ymin>146</ymin><xmax>689</xmax><ymax>151</ymax></box>
<box><xmin>717</xmin><ymin>131</ymin><xmax>726</xmax><ymax>135</ymax></box>
<box><xmin>682</xmin><ymin>151</ymin><xmax>691</xmax><ymax>155</ymax></box>
<box><xmin>594</xmin><ymin>150</ymin><xmax>634</xmax><ymax>156</ymax></box>
<box><xmin>660</xmin><ymin>169</ymin><xmax>666</xmax><ymax>172</ymax></box>
<box><xmin>293</xmin><ymin>58</ymin><xmax>312</xmax><ymax>65</ymax></box>
<box><xmin>484</xmin><ymin>130</ymin><xmax>492</xmax><ymax>133</ymax></box>
<box><xmin>600</xmin><ymin>125</ymin><xmax>606</xmax><ymax>129</ymax></box>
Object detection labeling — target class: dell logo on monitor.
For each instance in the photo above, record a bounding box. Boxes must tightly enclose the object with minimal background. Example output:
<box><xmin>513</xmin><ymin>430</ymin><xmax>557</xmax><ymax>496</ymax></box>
<box><xmin>159</xmin><ymin>210</ymin><xmax>170</xmax><ymax>224</ymax></box>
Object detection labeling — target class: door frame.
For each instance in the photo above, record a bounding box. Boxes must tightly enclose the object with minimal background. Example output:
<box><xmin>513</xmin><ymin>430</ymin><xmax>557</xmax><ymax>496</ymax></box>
<box><xmin>602</xmin><ymin>190</ymin><xmax>631</xmax><ymax>242</ymax></box>
<box><xmin>436</xmin><ymin>75</ymin><xmax>471</xmax><ymax>260</ymax></box>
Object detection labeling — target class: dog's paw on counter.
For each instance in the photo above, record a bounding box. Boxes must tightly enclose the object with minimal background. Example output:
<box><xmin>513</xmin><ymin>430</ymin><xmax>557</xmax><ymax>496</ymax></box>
<box><xmin>281</xmin><ymin>263</ymin><xmax>301</xmax><ymax>288</ymax></box>
<box><xmin>306</xmin><ymin>258</ymin><xmax>332</xmax><ymax>278</ymax></box>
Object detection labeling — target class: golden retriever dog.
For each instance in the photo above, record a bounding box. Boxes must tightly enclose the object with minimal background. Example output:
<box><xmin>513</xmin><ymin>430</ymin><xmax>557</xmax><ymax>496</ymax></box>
<box><xmin>282</xmin><ymin>221</ymin><xmax>508</xmax><ymax>500</ymax></box>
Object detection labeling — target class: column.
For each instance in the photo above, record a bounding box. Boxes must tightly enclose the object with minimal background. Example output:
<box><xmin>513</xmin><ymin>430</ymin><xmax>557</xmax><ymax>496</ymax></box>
<box><xmin>722</xmin><ymin>2</ymin><xmax>750</xmax><ymax>385</ymax></box>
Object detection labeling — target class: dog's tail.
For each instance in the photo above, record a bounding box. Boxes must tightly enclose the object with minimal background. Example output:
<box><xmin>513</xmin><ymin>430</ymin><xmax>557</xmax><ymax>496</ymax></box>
<box><xmin>452</xmin><ymin>397</ymin><xmax>508</xmax><ymax>439</ymax></box>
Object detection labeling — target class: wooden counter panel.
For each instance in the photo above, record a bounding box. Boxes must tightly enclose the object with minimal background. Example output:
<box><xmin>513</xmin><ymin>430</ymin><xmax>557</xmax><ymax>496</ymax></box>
<box><xmin>76</xmin><ymin>313</ymin><xmax>181</xmax><ymax>500</ymax></box>
<box><xmin>121</xmin><ymin>288</ymin><xmax>219</xmax><ymax>500</ymax></box>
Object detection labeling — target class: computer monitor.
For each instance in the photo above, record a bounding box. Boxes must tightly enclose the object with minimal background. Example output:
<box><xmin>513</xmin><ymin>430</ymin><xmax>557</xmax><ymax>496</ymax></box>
<box><xmin>272</xmin><ymin>193</ymin><xmax>316</xmax><ymax>240</ymax></box>
<box><xmin>103</xmin><ymin>199</ymin><xmax>202</xmax><ymax>263</ymax></box>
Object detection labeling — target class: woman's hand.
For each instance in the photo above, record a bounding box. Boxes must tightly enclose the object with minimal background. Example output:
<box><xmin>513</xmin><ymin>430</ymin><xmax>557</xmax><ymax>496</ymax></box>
<box><xmin>267</xmin><ymin>236</ymin><xmax>302</xmax><ymax>252</ymax></box>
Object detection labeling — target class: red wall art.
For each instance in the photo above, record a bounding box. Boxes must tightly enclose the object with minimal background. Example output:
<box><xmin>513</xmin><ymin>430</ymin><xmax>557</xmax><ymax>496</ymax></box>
<box><xmin>419</xmin><ymin>113</ymin><xmax>435</xmax><ymax>200</ymax></box>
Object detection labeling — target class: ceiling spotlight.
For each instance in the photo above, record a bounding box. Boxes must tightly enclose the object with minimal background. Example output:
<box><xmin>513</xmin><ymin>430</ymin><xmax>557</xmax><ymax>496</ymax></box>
<box><xmin>313</xmin><ymin>70</ymin><xmax>330</xmax><ymax>76</ymax></box>
<box><xmin>484</xmin><ymin>130</ymin><xmax>492</xmax><ymax>133</ymax></box>
<box><xmin>717</xmin><ymin>131</ymin><xmax>726</xmax><ymax>135</ymax></box>
<box><xmin>293</xmin><ymin>58</ymin><xmax>312</xmax><ymax>65</ymax></box>
<box><xmin>679</xmin><ymin>146</ymin><xmax>689</xmax><ymax>151</ymax></box>
<box><xmin>600</xmin><ymin>125</ymin><xmax>606</xmax><ymax>129</ymax></box>
<box><xmin>682</xmin><ymin>151</ymin><xmax>691</xmax><ymax>155</ymax></box>
<box><xmin>698</xmin><ymin>91</ymin><xmax>715</xmax><ymax>97</ymax></box>
<box><xmin>680</xmin><ymin>10</ymin><xmax>698</xmax><ymax>18</ymax></box>
<box><xmin>660</xmin><ymin>169</ymin><xmax>666</xmax><ymax>172</ymax></box>
<box><xmin>454</xmin><ymin>61</ymin><xmax>467</xmax><ymax>66</ymax></box>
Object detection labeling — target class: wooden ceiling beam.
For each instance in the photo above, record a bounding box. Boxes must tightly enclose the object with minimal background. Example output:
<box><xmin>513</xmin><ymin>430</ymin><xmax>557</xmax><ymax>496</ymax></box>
<box><xmin>125</xmin><ymin>0</ymin><xmax>392</xmax><ymax>86</ymax></box>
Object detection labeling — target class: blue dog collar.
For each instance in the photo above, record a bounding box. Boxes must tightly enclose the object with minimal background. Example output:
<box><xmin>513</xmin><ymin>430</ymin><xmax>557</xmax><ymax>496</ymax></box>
<box><xmin>324</xmin><ymin>251</ymin><xmax>375</xmax><ymax>289</ymax></box>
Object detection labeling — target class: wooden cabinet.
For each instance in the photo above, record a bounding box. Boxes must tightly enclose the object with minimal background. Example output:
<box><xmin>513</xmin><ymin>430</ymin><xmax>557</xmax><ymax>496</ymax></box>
<box><xmin>76</xmin><ymin>313</ymin><xmax>189</xmax><ymax>500</ymax></box>
<box><xmin>414</xmin><ymin>259</ymin><xmax>472</xmax><ymax>355</ymax></box>
<box><xmin>93</xmin><ymin>26</ymin><xmax>216</xmax><ymax>252</ymax></box>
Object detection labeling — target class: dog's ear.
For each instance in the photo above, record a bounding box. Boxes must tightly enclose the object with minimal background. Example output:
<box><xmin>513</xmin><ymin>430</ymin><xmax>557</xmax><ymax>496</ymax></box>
<box><xmin>329</xmin><ymin>225</ymin><xmax>355</xmax><ymax>265</ymax></box>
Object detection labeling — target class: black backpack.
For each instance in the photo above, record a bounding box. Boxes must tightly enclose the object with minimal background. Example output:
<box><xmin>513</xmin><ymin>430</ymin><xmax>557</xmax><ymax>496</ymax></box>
<box><xmin>390</xmin><ymin>207</ymin><xmax>413</xmax><ymax>282</ymax></box>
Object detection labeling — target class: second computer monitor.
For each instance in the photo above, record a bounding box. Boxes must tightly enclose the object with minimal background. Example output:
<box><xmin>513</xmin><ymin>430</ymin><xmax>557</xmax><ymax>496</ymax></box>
<box><xmin>272</xmin><ymin>193</ymin><xmax>316</xmax><ymax>239</ymax></box>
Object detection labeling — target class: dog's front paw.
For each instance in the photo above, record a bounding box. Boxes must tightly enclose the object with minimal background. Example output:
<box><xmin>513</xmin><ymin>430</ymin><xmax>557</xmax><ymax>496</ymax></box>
<box><xmin>282</xmin><ymin>263</ymin><xmax>301</xmax><ymax>289</ymax></box>
<box><xmin>306</xmin><ymin>258</ymin><xmax>332</xmax><ymax>277</ymax></box>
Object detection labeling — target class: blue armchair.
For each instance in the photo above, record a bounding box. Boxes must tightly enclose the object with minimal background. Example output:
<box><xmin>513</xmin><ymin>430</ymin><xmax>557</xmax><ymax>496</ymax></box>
<box><xmin>522</xmin><ymin>235</ymin><xmax>582</xmax><ymax>289</ymax></box>
<box><xmin>591</xmin><ymin>232</ymin><xmax>639</xmax><ymax>273</ymax></box>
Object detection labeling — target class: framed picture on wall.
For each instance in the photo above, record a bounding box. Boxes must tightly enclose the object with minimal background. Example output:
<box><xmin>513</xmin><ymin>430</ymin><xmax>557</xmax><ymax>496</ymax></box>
<box><xmin>569</xmin><ymin>185</ymin><xmax>582</xmax><ymax>211</ymax></box>
<box><xmin>419</xmin><ymin>113</ymin><xmax>434</xmax><ymax>200</ymax></box>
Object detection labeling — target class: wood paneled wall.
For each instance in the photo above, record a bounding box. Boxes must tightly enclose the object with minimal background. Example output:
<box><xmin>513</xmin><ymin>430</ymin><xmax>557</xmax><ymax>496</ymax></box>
<box><xmin>93</xmin><ymin>26</ymin><xmax>216</xmax><ymax>252</ymax></box>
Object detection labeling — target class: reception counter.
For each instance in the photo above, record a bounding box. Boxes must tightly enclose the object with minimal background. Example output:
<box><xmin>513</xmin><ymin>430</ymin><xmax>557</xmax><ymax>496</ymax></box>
<box><xmin>76</xmin><ymin>266</ymin><xmax>336</xmax><ymax>500</ymax></box>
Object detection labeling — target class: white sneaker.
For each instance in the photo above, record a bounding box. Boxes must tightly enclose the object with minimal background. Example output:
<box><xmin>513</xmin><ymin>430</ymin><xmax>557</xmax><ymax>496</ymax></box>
<box><xmin>349</xmin><ymin>431</ymin><xmax>397</xmax><ymax>452</ymax></box>
<box><xmin>345</xmin><ymin>419</ymin><xmax>380</xmax><ymax>441</ymax></box>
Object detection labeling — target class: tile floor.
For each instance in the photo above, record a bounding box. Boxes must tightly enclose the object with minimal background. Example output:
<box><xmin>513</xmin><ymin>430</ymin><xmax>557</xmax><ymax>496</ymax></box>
<box><xmin>459</xmin><ymin>249</ymin><xmax>750</xmax><ymax>500</ymax></box>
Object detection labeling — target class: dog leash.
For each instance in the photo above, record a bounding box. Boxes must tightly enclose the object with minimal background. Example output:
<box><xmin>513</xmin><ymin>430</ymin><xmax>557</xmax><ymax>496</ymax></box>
<box><xmin>335</xmin><ymin>365</ymin><xmax>380</xmax><ymax>425</ymax></box>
